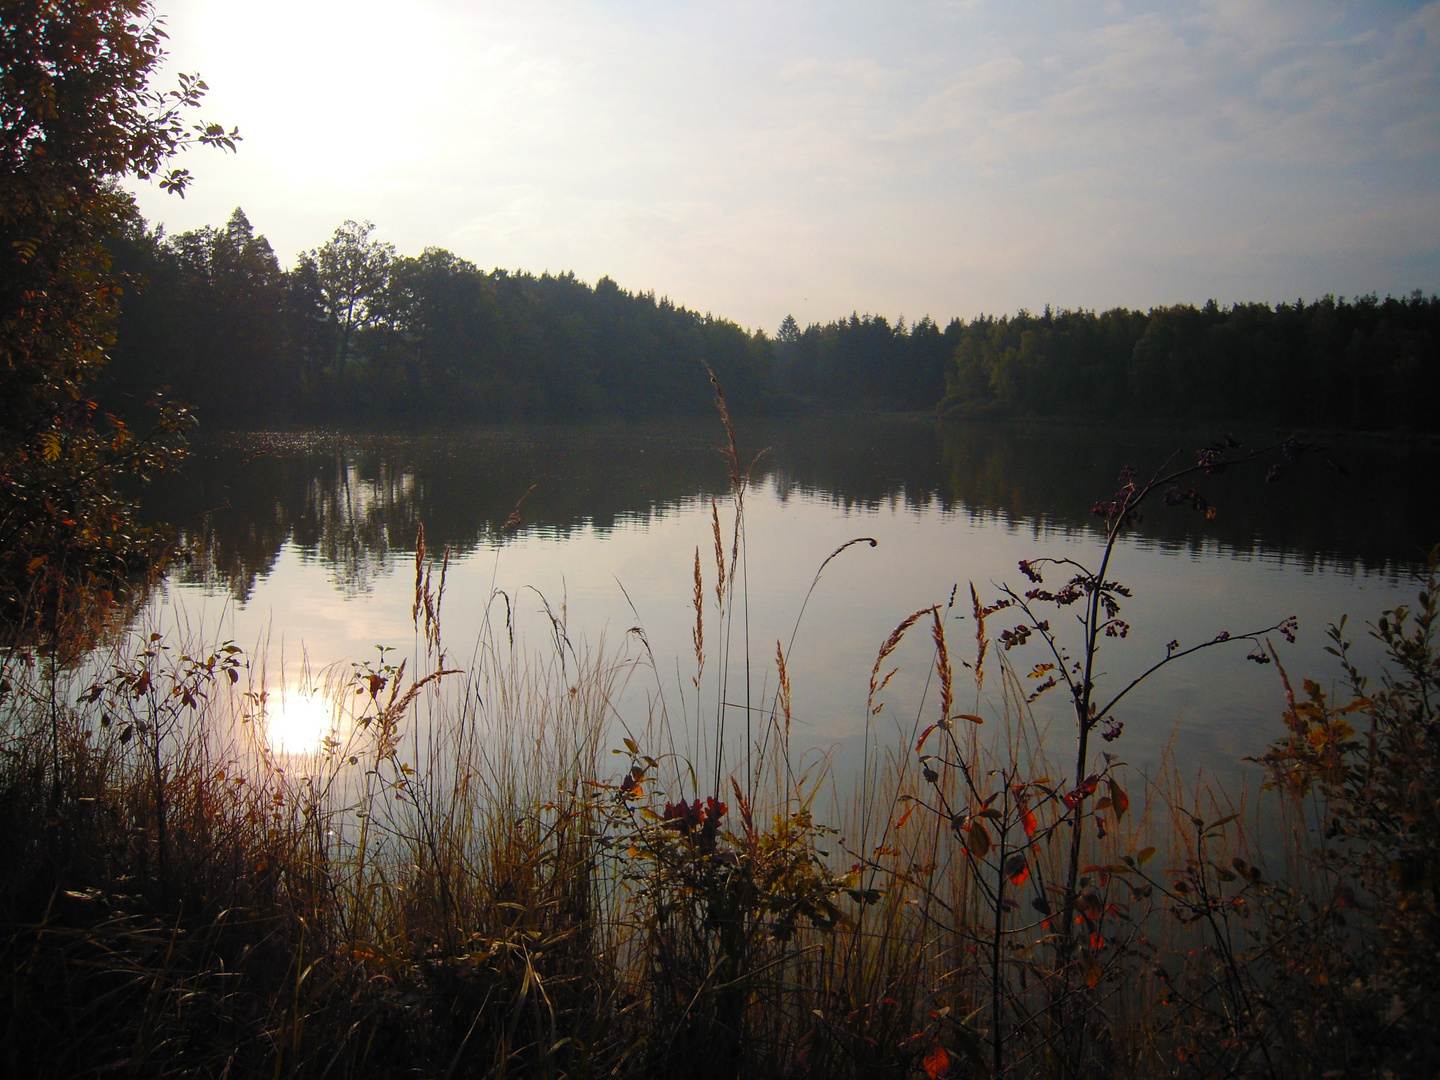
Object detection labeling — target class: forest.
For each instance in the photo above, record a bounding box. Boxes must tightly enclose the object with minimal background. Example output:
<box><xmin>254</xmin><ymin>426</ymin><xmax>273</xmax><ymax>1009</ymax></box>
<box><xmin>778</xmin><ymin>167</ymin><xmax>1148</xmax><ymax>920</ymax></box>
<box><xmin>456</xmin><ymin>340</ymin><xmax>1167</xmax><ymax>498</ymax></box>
<box><xmin>103</xmin><ymin>212</ymin><xmax>774</xmax><ymax>424</ymax></box>
<box><xmin>102</xmin><ymin>211</ymin><xmax>948</xmax><ymax>423</ymax></box>
<box><xmin>105</xmin><ymin>209</ymin><xmax>1439</xmax><ymax>431</ymax></box>
<box><xmin>942</xmin><ymin>297</ymin><xmax>1440</xmax><ymax>431</ymax></box>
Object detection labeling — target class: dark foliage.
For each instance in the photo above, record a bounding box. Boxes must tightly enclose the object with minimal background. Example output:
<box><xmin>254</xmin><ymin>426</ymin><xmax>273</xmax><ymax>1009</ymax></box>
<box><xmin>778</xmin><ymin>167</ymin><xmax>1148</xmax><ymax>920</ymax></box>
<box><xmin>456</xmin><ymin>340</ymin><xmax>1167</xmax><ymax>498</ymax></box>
<box><xmin>942</xmin><ymin>298</ymin><xmax>1440</xmax><ymax>431</ymax></box>
<box><xmin>105</xmin><ymin>217</ymin><xmax>787</xmax><ymax>424</ymax></box>
<box><xmin>108</xmin><ymin>218</ymin><xmax>1439</xmax><ymax>434</ymax></box>
<box><xmin>772</xmin><ymin>312</ymin><xmax>958</xmax><ymax>411</ymax></box>
<box><xmin>0</xmin><ymin>0</ymin><xmax>232</xmax><ymax>639</ymax></box>
<box><xmin>104</xmin><ymin>213</ymin><xmax>975</xmax><ymax>426</ymax></box>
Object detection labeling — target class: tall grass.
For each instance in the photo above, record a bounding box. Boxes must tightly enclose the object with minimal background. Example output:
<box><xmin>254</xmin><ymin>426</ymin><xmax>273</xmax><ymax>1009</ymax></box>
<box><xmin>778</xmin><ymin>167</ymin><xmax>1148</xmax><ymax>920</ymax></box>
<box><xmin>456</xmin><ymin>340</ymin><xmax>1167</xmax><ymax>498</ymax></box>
<box><xmin>1</xmin><ymin>404</ymin><xmax>1435</xmax><ymax>1079</ymax></box>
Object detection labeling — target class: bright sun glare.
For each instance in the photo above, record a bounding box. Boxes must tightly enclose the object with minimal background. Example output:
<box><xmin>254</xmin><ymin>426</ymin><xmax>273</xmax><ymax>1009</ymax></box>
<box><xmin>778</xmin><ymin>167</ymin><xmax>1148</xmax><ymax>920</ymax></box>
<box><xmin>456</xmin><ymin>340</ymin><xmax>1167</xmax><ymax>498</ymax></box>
<box><xmin>266</xmin><ymin>689</ymin><xmax>336</xmax><ymax>755</ymax></box>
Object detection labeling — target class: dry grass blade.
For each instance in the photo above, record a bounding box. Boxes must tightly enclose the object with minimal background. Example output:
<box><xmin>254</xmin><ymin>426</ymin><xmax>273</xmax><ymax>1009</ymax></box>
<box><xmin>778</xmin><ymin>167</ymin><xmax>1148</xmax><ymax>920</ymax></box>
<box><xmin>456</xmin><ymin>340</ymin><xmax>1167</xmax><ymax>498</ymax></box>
<box><xmin>502</xmin><ymin>482</ymin><xmax>539</xmax><ymax>533</ymax></box>
<box><xmin>869</xmin><ymin>606</ymin><xmax>936</xmax><ymax>708</ymax></box>
<box><xmin>931</xmin><ymin>607</ymin><xmax>953</xmax><ymax>724</ymax></box>
<box><xmin>775</xmin><ymin>639</ymin><xmax>792</xmax><ymax>737</ymax></box>
<box><xmin>710</xmin><ymin>496</ymin><xmax>726</xmax><ymax>605</ymax></box>
<box><xmin>704</xmin><ymin>363</ymin><xmax>741</xmax><ymax>492</ymax></box>
<box><xmin>692</xmin><ymin>547</ymin><xmax>705</xmax><ymax>690</ymax></box>
<box><xmin>971</xmin><ymin>581</ymin><xmax>989</xmax><ymax>692</ymax></box>
<box><xmin>412</xmin><ymin>523</ymin><xmax>426</xmax><ymax>624</ymax></box>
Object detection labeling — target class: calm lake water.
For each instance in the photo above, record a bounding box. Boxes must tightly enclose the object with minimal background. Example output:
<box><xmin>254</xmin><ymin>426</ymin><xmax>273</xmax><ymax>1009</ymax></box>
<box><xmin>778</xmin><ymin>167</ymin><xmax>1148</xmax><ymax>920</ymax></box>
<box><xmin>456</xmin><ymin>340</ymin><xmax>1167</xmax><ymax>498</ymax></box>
<box><xmin>138</xmin><ymin>416</ymin><xmax>1439</xmax><ymax>792</ymax></box>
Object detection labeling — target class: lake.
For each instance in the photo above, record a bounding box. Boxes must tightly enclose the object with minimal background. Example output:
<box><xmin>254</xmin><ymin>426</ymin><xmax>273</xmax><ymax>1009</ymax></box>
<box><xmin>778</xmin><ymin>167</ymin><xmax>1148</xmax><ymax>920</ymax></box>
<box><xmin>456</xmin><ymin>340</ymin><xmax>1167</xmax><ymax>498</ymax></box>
<box><xmin>137</xmin><ymin>416</ymin><xmax>1439</xmax><ymax>795</ymax></box>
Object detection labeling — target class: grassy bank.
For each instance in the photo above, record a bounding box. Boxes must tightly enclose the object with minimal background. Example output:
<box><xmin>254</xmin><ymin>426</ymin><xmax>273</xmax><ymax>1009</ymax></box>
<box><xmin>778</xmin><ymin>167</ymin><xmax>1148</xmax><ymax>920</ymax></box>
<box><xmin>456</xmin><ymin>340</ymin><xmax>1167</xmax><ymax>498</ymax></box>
<box><xmin>2</xmin><ymin>416</ymin><xmax>1437</xmax><ymax>1080</ymax></box>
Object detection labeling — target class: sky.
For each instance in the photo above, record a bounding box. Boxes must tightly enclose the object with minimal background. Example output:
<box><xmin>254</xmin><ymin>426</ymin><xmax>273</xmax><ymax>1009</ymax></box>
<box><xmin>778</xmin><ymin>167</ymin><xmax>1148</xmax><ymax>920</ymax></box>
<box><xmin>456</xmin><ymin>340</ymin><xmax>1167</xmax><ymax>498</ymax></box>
<box><xmin>128</xmin><ymin>0</ymin><xmax>1440</xmax><ymax>333</ymax></box>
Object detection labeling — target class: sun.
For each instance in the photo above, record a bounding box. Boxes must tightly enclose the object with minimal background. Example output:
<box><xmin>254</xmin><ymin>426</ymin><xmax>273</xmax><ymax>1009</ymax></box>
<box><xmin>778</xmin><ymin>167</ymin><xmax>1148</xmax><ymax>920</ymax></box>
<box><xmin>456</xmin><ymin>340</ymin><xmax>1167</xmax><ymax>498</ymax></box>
<box><xmin>265</xmin><ymin>688</ymin><xmax>337</xmax><ymax>755</ymax></box>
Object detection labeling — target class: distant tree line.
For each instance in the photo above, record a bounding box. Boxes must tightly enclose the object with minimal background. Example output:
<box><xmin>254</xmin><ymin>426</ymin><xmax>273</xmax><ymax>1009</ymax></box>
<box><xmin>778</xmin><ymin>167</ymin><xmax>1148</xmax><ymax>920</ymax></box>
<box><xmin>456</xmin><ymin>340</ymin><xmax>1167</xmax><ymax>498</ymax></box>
<box><xmin>103</xmin><ymin>210</ymin><xmax>780</xmax><ymax>424</ymax></box>
<box><xmin>772</xmin><ymin>311</ymin><xmax>955</xmax><ymax>410</ymax></box>
<box><xmin>942</xmin><ymin>298</ymin><xmax>1440</xmax><ymax>431</ymax></box>
<box><xmin>103</xmin><ymin>209</ymin><xmax>1438</xmax><ymax>431</ymax></box>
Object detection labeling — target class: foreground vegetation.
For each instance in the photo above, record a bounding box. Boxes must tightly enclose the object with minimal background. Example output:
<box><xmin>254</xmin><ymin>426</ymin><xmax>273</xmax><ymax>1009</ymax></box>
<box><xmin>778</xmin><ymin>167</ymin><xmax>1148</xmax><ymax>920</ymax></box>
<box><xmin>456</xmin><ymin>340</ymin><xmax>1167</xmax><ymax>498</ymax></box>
<box><xmin>3</xmin><ymin>411</ymin><xmax>1437</xmax><ymax>1079</ymax></box>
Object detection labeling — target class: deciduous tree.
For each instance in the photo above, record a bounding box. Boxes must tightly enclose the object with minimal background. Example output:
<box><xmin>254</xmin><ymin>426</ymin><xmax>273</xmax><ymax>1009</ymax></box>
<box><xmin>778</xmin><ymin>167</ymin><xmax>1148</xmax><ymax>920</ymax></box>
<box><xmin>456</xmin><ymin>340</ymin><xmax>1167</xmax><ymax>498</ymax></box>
<box><xmin>0</xmin><ymin>0</ymin><xmax>235</xmax><ymax>639</ymax></box>
<box><xmin>311</xmin><ymin>219</ymin><xmax>394</xmax><ymax>371</ymax></box>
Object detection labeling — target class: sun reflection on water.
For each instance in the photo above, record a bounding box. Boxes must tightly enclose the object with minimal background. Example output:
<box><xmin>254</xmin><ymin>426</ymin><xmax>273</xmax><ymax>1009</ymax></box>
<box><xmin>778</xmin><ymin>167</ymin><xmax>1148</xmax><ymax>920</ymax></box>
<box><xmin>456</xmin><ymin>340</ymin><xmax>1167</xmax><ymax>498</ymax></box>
<box><xmin>265</xmin><ymin>689</ymin><xmax>337</xmax><ymax>755</ymax></box>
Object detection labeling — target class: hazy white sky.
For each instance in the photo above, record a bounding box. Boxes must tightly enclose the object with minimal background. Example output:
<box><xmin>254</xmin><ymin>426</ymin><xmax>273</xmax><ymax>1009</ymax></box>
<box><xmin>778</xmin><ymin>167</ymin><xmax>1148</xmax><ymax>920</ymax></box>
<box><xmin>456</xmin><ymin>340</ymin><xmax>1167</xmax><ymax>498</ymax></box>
<box><xmin>128</xmin><ymin>0</ymin><xmax>1440</xmax><ymax>332</ymax></box>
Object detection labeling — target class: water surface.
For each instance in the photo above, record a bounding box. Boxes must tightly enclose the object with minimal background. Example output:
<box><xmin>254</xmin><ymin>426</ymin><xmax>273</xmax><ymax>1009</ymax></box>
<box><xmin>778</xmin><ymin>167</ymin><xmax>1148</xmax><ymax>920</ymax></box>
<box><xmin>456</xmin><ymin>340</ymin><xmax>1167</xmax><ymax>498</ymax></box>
<box><xmin>139</xmin><ymin>417</ymin><xmax>1439</xmax><ymax>788</ymax></box>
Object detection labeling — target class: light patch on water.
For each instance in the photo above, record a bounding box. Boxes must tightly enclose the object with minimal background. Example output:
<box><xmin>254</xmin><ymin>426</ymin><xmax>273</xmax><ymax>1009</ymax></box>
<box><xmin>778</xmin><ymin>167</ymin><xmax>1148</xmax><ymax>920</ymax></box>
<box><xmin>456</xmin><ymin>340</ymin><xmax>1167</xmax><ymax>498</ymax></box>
<box><xmin>265</xmin><ymin>688</ymin><xmax>338</xmax><ymax>756</ymax></box>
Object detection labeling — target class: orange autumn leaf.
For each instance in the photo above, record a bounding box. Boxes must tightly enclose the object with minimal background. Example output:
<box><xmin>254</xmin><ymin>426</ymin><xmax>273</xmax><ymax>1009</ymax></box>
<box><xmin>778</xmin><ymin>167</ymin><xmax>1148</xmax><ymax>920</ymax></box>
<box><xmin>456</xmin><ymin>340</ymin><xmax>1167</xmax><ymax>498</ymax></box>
<box><xmin>1022</xmin><ymin>808</ymin><xmax>1038</xmax><ymax>836</ymax></box>
<box><xmin>895</xmin><ymin>802</ymin><xmax>918</xmax><ymax>829</ymax></box>
<box><xmin>923</xmin><ymin>1041</ymin><xmax>950</xmax><ymax>1079</ymax></box>
<box><xmin>1004</xmin><ymin>852</ymin><xmax>1029</xmax><ymax>886</ymax></box>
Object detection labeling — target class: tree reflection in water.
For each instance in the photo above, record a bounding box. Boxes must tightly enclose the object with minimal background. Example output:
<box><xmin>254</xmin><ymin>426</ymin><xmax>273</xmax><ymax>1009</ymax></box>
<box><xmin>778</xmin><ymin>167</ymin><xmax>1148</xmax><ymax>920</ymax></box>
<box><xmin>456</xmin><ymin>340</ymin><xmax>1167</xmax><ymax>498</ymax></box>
<box><xmin>141</xmin><ymin>418</ymin><xmax>1439</xmax><ymax>602</ymax></box>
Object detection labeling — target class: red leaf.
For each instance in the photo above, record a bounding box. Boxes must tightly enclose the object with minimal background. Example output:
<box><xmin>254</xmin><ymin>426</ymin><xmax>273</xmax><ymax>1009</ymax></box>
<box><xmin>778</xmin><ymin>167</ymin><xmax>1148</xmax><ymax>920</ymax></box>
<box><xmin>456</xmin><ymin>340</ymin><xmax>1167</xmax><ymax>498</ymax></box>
<box><xmin>916</xmin><ymin>724</ymin><xmax>938</xmax><ymax>752</ymax></box>
<box><xmin>1062</xmin><ymin>776</ymin><xmax>1099</xmax><ymax>810</ymax></box>
<box><xmin>1108</xmin><ymin>777</ymin><xmax>1130</xmax><ymax>819</ymax></box>
<box><xmin>1022</xmin><ymin>808</ymin><xmax>1038</xmax><ymax>836</ymax></box>
<box><xmin>1004</xmin><ymin>852</ymin><xmax>1029</xmax><ymax>886</ymax></box>
<box><xmin>923</xmin><ymin>1041</ymin><xmax>950</xmax><ymax>1079</ymax></box>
